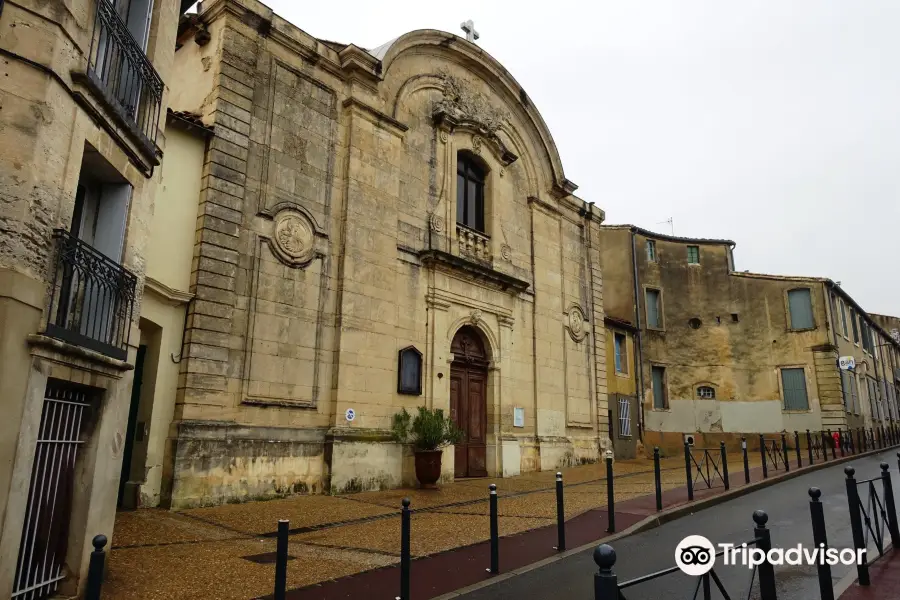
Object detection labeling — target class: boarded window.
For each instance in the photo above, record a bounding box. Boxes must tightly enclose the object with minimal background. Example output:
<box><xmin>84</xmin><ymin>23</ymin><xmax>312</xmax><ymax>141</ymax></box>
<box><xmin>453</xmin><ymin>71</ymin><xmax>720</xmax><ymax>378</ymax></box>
<box><xmin>687</xmin><ymin>245</ymin><xmax>700</xmax><ymax>264</ymax></box>
<box><xmin>697</xmin><ymin>386</ymin><xmax>715</xmax><ymax>399</ymax></box>
<box><xmin>788</xmin><ymin>288</ymin><xmax>814</xmax><ymax>330</ymax></box>
<box><xmin>614</xmin><ymin>333</ymin><xmax>627</xmax><ymax>373</ymax></box>
<box><xmin>781</xmin><ymin>368</ymin><xmax>808</xmax><ymax>410</ymax></box>
<box><xmin>651</xmin><ymin>366</ymin><xmax>667</xmax><ymax>409</ymax></box>
<box><xmin>646</xmin><ymin>240</ymin><xmax>657</xmax><ymax>262</ymax></box>
<box><xmin>646</xmin><ymin>289</ymin><xmax>662</xmax><ymax>328</ymax></box>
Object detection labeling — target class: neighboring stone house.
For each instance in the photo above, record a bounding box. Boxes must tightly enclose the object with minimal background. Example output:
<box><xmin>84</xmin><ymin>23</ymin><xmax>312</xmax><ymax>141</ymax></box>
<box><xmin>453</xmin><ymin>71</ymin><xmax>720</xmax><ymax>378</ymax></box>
<box><xmin>147</xmin><ymin>0</ymin><xmax>610</xmax><ymax>508</ymax></box>
<box><xmin>0</xmin><ymin>0</ymin><xmax>189</xmax><ymax>596</ymax></box>
<box><xmin>598</xmin><ymin>225</ymin><xmax>900</xmax><ymax>454</ymax></box>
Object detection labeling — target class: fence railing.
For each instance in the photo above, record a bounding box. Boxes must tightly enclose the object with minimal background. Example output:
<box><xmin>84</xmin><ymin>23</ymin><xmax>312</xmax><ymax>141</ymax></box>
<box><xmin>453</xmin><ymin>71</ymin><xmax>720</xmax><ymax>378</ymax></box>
<box><xmin>86</xmin><ymin>0</ymin><xmax>163</xmax><ymax>152</ymax></box>
<box><xmin>845</xmin><ymin>464</ymin><xmax>900</xmax><ymax>584</ymax></box>
<box><xmin>44</xmin><ymin>229</ymin><xmax>136</xmax><ymax>360</ymax></box>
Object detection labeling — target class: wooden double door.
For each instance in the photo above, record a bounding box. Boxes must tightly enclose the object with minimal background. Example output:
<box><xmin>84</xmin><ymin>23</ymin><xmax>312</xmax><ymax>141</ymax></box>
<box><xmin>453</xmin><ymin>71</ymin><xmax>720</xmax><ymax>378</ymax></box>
<box><xmin>450</xmin><ymin>326</ymin><xmax>488</xmax><ymax>478</ymax></box>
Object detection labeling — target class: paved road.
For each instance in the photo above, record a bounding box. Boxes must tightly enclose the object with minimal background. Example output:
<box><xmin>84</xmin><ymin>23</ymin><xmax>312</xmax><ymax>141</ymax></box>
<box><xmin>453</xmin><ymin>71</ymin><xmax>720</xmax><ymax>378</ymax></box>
<box><xmin>458</xmin><ymin>450</ymin><xmax>900</xmax><ymax>600</ymax></box>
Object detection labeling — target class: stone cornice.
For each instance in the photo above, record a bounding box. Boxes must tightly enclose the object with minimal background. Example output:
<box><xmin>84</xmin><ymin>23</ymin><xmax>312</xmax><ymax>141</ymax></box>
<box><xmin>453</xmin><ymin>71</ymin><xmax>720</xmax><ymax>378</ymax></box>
<box><xmin>144</xmin><ymin>276</ymin><xmax>194</xmax><ymax>306</ymax></box>
<box><xmin>342</xmin><ymin>97</ymin><xmax>408</xmax><ymax>135</ymax></box>
<box><xmin>419</xmin><ymin>250</ymin><xmax>529</xmax><ymax>294</ymax></box>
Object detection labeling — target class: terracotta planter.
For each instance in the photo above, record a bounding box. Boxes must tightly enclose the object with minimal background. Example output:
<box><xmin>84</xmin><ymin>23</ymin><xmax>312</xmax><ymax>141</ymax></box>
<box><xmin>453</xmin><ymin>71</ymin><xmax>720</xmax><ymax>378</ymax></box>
<box><xmin>414</xmin><ymin>450</ymin><xmax>443</xmax><ymax>488</ymax></box>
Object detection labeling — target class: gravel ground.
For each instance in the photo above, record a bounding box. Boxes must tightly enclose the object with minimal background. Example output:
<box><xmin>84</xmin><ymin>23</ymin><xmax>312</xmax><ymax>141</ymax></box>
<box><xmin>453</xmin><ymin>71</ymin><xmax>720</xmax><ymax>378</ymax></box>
<box><xmin>112</xmin><ymin>509</ymin><xmax>235</xmax><ymax>548</ymax></box>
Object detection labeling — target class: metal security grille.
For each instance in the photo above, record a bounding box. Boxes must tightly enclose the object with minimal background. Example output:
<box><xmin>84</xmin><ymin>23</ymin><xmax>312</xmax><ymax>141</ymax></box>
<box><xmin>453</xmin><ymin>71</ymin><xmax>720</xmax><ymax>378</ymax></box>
<box><xmin>618</xmin><ymin>397</ymin><xmax>632</xmax><ymax>438</ymax></box>
<box><xmin>12</xmin><ymin>382</ymin><xmax>93</xmax><ymax>600</ymax></box>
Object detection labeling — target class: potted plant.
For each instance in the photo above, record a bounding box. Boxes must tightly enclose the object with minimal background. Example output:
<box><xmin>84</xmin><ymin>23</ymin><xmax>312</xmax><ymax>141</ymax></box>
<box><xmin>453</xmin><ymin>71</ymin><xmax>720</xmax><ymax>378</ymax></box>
<box><xmin>392</xmin><ymin>407</ymin><xmax>463</xmax><ymax>488</ymax></box>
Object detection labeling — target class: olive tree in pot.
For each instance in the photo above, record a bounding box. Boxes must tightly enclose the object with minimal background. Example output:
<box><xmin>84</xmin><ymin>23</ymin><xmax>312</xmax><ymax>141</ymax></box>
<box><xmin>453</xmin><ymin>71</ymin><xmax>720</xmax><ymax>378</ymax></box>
<box><xmin>392</xmin><ymin>407</ymin><xmax>463</xmax><ymax>488</ymax></box>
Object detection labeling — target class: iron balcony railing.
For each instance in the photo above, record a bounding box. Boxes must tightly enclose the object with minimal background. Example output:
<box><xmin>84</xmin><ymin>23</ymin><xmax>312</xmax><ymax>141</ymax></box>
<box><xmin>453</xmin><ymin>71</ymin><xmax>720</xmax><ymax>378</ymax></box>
<box><xmin>44</xmin><ymin>229</ymin><xmax>136</xmax><ymax>361</ymax></box>
<box><xmin>86</xmin><ymin>0</ymin><xmax>163</xmax><ymax>151</ymax></box>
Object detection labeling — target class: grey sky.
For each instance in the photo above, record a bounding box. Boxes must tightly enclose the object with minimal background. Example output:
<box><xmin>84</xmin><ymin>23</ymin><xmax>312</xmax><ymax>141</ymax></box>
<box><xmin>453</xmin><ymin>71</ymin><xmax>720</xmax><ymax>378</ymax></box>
<box><xmin>242</xmin><ymin>1</ymin><xmax>899</xmax><ymax>315</ymax></box>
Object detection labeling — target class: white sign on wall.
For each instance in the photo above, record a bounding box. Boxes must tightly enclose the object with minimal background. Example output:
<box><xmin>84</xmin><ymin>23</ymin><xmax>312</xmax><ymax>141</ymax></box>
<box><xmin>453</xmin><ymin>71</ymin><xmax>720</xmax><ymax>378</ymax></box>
<box><xmin>839</xmin><ymin>356</ymin><xmax>856</xmax><ymax>371</ymax></box>
<box><xmin>513</xmin><ymin>407</ymin><xmax>525</xmax><ymax>428</ymax></box>
<box><xmin>345</xmin><ymin>408</ymin><xmax>356</xmax><ymax>422</ymax></box>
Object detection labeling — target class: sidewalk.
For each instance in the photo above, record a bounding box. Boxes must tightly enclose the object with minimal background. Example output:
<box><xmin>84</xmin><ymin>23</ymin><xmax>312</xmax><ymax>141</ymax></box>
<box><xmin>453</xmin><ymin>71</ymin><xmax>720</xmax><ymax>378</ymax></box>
<box><xmin>838</xmin><ymin>550</ymin><xmax>900</xmax><ymax>599</ymax></box>
<box><xmin>104</xmin><ymin>453</ymin><xmax>761</xmax><ymax>599</ymax></box>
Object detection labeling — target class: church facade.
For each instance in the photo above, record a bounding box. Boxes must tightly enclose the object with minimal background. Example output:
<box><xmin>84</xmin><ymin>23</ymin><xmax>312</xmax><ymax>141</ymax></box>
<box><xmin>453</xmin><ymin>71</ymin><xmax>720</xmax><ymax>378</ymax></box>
<box><xmin>151</xmin><ymin>0</ymin><xmax>611</xmax><ymax>507</ymax></box>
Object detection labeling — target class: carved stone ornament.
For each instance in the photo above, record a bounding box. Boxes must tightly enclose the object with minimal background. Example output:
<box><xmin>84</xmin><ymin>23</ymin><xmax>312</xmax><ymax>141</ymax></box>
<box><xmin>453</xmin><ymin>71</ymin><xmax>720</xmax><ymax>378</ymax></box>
<box><xmin>472</xmin><ymin>135</ymin><xmax>483</xmax><ymax>154</ymax></box>
<box><xmin>271</xmin><ymin>209</ymin><xmax>316</xmax><ymax>266</ymax></box>
<box><xmin>439</xmin><ymin>130</ymin><xmax>449</xmax><ymax>143</ymax></box>
<box><xmin>500</xmin><ymin>244</ymin><xmax>512</xmax><ymax>261</ymax></box>
<box><xmin>567</xmin><ymin>305</ymin><xmax>588</xmax><ymax>342</ymax></box>
<box><xmin>430</xmin><ymin>213</ymin><xmax>445</xmax><ymax>233</ymax></box>
<box><xmin>435</xmin><ymin>70</ymin><xmax>510</xmax><ymax>134</ymax></box>
<box><xmin>470</xmin><ymin>309</ymin><xmax>483</xmax><ymax>325</ymax></box>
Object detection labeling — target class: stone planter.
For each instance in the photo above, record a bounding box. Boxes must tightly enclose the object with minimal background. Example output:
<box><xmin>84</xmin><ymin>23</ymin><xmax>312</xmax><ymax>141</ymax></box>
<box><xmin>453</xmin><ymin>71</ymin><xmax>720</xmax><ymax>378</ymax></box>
<box><xmin>414</xmin><ymin>450</ymin><xmax>443</xmax><ymax>488</ymax></box>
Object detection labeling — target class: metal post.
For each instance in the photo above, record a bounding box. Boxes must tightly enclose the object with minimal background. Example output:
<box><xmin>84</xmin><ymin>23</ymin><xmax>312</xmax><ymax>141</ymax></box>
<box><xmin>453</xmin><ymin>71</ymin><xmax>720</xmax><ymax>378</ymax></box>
<box><xmin>653</xmin><ymin>447</ymin><xmax>662</xmax><ymax>511</ymax></box>
<box><xmin>781</xmin><ymin>432</ymin><xmax>789</xmax><ymax>472</ymax></box>
<box><xmin>759</xmin><ymin>434</ymin><xmax>768</xmax><ymax>479</ymax></box>
<box><xmin>880</xmin><ymin>463</ymin><xmax>900</xmax><ymax>548</ymax></box>
<box><xmin>822</xmin><ymin>431</ymin><xmax>829</xmax><ymax>461</ymax></box>
<box><xmin>897</xmin><ymin>452</ymin><xmax>900</xmax><ymax>474</ymax></box>
<box><xmin>399</xmin><ymin>499</ymin><xmax>411</xmax><ymax>600</ymax></box>
<box><xmin>828</xmin><ymin>429</ymin><xmax>836</xmax><ymax>459</ymax></box>
<box><xmin>808</xmin><ymin>488</ymin><xmax>834</xmax><ymax>600</ymax></box>
<box><xmin>876</xmin><ymin>428</ymin><xmax>881</xmax><ymax>450</ymax></box>
<box><xmin>844</xmin><ymin>467</ymin><xmax>869</xmax><ymax>586</ymax></box>
<box><xmin>742</xmin><ymin>436</ymin><xmax>750</xmax><ymax>484</ymax></box>
<box><xmin>593</xmin><ymin>544</ymin><xmax>619</xmax><ymax>600</ymax></box>
<box><xmin>720</xmin><ymin>441</ymin><xmax>729</xmax><ymax>490</ymax></box>
<box><xmin>606</xmin><ymin>452</ymin><xmax>616</xmax><ymax>532</ymax></box>
<box><xmin>684</xmin><ymin>442</ymin><xmax>694</xmax><ymax>501</ymax></box>
<box><xmin>861</xmin><ymin>428</ymin><xmax>867</xmax><ymax>452</ymax></box>
<box><xmin>274</xmin><ymin>520</ymin><xmax>289</xmax><ymax>600</ymax></box>
<box><xmin>85</xmin><ymin>535</ymin><xmax>107</xmax><ymax>600</ymax></box>
<box><xmin>838</xmin><ymin>428</ymin><xmax>845</xmax><ymax>457</ymax></box>
<box><xmin>555</xmin><ymin>472</ymin><xmax>566</xmax><ymax>551</ymax></box>
<box><xmin>794</xmin><ymin>431</ymin><xmax>802</xmax><ymax>468</ymax></box>
<box><xmin>807</xmin><ymin>429</ymin><xmax>814</xmax><ymax>465</ymax></box>
<box><xmin>753</xmin><ymin>510</ymin><xmax>778</xmax><ymax>600</ymax></box>
<box><xmin>489</xmin><ymin>484</ymin><xmax>499</xmax><ymax>574</ymax></box>
<box><xmin>848</xmin><ymin>427</ymin><xmax>855</xmax><ymax>454</ymax></box>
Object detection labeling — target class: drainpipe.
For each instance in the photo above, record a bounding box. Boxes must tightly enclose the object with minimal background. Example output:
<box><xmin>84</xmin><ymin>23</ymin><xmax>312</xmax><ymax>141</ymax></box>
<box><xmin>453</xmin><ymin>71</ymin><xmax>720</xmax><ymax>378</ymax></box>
<box><xmin>631</xmin><ymin>230</ymin><xmax>645</xmax><ymax>442</ymax></box>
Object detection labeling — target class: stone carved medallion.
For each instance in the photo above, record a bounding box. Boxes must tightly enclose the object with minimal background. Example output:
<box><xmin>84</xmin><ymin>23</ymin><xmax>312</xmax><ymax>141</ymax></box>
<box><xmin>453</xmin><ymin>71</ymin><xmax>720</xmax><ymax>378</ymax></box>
<box><xmin>567</xmin><ymin>305</ymin><xmax>588</xmax><ymax>342</ymax></box>
<box><xmin>439</xmin><ymin>130</ymin><xmax>449</xmax><ymax>143</ymax></box>
<box><xmin>271</xmin><ymin>209</ymin><xmax>315</xmax><ymax>266</ymax></box>
<box><xmin>430</xmin><ymin>213</ymin><xmax>445</xmax><ymax>233</ymax></box>
<box><xmin>500</xmin><ymin>244</ymin><xmax>512</xmax><ymax>261</ymax></box>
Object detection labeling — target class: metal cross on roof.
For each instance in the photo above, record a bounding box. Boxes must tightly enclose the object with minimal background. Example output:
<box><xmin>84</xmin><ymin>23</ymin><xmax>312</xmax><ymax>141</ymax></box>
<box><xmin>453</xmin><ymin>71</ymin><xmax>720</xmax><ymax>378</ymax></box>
<box><xmin>460</xmin><ymin>19</ymin><xmax>479</xmax><ymax>43</ymax></box>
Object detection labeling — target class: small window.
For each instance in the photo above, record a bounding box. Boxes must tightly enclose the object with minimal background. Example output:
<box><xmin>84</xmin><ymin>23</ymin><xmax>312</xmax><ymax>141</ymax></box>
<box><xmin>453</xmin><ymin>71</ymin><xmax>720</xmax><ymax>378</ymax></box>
<box><xmin>646</xmin><ymin>288</ymin><xmax>662</xmax><ymax>329</ymax></box>
<box><xmin>456</xmin><ymin>153</ymin><xmax>486</xmax><ymax>232</ymax></box>
<box><xmin>787</xmin><ymin>288</ymin><xmax>814</xmax><ymax>330</ymax></box>
<box><xmin>839</xmin><ymin>301</ymin><xmax>849</xmax><ymax>338</ymax></box>
<box><xmin>687</xmin><ymin>245</ymin><xmax>700</xmax><ymax>264</ymax></box>
<box><xmin>688</xmin><ymin>318</ymin><xmax>702</xmax><ymax>330</ymax></box>
<box><xmin>781</xmin><ymin>368</ymin><xmax>809</xmax><ymax>410</ymax></box>
<box><xmin>697</xmin><ymin>386</ymin><xmax>715</xmax><ymax>399</ymax></box>
<box><xmin>731</xmin><ymin>313</ymin><xmax>739</xmax><ymax>322</ymax></box>
<box><xmin>850</xmin><ymin>308</ymin><xmax>860</xmax><ymax>344</ymax></box>
<box><xmin>614</xmin><ymin>333</ymin><xmax>627</xmax><ymax>374</ymax></box>
<box><xmin>397</xmin><ymin>346</ymin><xmax>422</xmax><ymax>395</ymax></box>
<box><xmin>646</xmin><ymin>240</ymin><xmax>657</xmax><ymax>262</ymax></box>
<box><xmin>651</xmin><ymin>366</ymin><xmax>668</xmax><ymax>409</ymax></box>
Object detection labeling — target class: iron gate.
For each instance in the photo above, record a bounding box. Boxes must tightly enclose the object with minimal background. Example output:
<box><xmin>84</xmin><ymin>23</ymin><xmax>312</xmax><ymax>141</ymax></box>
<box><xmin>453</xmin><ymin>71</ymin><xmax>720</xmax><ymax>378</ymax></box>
<box><xmin>618</xmin><ymin>397</ymin><xmax>631</xmax><ymax>437</ymax></box>
<box><xmin>12</xmin><ymin>381</ymin><xmax>93</xmax><ymax>599</ymax></box>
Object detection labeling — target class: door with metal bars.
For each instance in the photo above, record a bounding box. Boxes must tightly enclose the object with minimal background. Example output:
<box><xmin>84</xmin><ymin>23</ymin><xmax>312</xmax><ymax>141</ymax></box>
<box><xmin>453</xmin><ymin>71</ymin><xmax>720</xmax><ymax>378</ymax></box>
<box><xmin>12</xmin><ymin>381</ymin><xmax>94</xmax><ymax>600</ymax></box>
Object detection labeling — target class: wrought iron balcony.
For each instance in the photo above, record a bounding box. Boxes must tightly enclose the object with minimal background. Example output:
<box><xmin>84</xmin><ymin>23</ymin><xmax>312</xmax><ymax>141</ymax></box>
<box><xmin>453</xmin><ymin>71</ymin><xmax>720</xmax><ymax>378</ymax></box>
<box><xmin>44</xmin><ymin>229</ymin><xmax>137</xmax><ymax>361</ymax></box>
<box><xmin>86</xmin><ymin>0</ymin><xmax>164</xmax><ymax>154</ymax></box>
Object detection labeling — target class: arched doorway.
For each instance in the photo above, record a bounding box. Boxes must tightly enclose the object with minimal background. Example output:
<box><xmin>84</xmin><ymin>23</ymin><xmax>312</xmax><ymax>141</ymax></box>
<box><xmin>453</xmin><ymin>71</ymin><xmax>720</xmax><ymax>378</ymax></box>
<box><xmin>450</xmin><ymin>326</ymin><xmax>489</xmax><ymax>478</ymax></box>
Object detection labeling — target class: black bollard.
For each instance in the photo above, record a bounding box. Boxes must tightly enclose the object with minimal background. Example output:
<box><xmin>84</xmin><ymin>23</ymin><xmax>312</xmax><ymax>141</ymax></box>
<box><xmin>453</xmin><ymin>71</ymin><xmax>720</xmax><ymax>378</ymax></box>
<box><xmin>781</xmin><ymin>432</ymin><xmax>789</xmax><ymax>472</ymax></box>
<box><xmin>85</xmin><ymin>535</ymin><xmax>108</xmax><ymax>600</ymax></box>
<box><xmin>794</xmin><ymin>431</ymin><xmax>802</xmax><ymax>468</ymax></box>
<box><xmin>684</xmin><ymin>442</ymin><xmax>694</xmax><ymax>501</ymax></box>
<box><xmin>593</xmin><ymin>544</ymin><xmax>619</xmax><ymax>600</ymax></box>
<box><xmin>489</xmin><ymin>484</ymin><xmax>499</xmax><ymax>574</ymax></box>
<box><xmin>838</xmin><ymin>428</ymin><xmax>845</xmax><ymax>457</ymax></box>
<box><xmin>555</xmin><ymin>472</ymin><xmax>566</xmax><ymax>551</ymax></box>
<box><xmin>844</xmin><ymin>467</ymin><xmax>869</xmax><ymax>586</ymax></box>
<box><xmin>274</xmin><ymin>520</ymin><xmax>289</xmax><ymax>600</ymax></box>
<box><xmin>808</xmin><ymin>488</ymin><xmax>834</xmax><ymax>600</ymax></box>
<box><xmin>720</xmin><ymin>441</ymin><xmax>729</xmax><ymax>490</ymax></box>
<box><xmin>759</xmin><ymin>434</ymin><xmax>768</xmax><ymax>479</ymax></box>
<box><xmin>753</xmin><ymin>511</ymin><xmax>778</xmax><ymax>600</ymax></box>
<box><xmin>807</xmin><ymin>429</ymin><xmax>814</xmax><ymax>466</ymax></box>
<box><xmin>400</xmin><ymin>499</ymin><xmax>411</xmax><ymax>599</ymax></box>
<box><xmin>653</xmin><ymin>447</ymin><xmax>662</xmax><ymax>511</ymax></box>
<box><xmin>881</xmin><ymin>463</ymin><xmax>900</xmax><ymax>548</ymax></box>
<box><xmin>606</xmin><ymin>452</ymin><xmax>616</xmax><ymax>532</ymax></box>
<box><xmin>742</xmin><ymin>436</ymin><xmax>750</xmax><ymax>484</ymax></box>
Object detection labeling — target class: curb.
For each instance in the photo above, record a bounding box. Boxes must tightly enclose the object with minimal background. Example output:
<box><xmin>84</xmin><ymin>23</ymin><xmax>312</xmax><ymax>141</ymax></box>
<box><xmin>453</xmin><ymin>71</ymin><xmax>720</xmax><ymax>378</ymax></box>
<box><xmin>433</xmin><ymin>444</ymin><xmax>900</xmax><ymax>600</ymax></box>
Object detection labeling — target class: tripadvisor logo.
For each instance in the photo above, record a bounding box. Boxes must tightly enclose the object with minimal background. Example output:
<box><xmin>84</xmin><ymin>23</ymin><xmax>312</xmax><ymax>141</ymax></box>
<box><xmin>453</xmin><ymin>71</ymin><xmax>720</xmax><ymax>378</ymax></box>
<box><xmin>675</xmin><ymin>535</ymin><xmax>865</xmax><ymax>575</ymax></box>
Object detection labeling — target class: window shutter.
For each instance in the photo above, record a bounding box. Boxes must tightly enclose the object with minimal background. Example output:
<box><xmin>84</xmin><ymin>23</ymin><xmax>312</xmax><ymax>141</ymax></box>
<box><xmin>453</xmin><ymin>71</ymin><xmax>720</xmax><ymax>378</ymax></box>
<box><xmin>787</xmin><ymin>289</ymin><xmax>813</xmax><ymax>330</ymax></box>
<box><xmin>647</xmin><ymin>290</ymin><xmax>660</xmax><ymax>328</ymax></box>
<box><xmin>652</xmin><ymin>366</ymin><xmax>666</xmax><ymax>409</ymax></box>
<box><xmin>781</xmin><ymin>368</ymin><xmax>808</xmax><ymax>410</ymax></box>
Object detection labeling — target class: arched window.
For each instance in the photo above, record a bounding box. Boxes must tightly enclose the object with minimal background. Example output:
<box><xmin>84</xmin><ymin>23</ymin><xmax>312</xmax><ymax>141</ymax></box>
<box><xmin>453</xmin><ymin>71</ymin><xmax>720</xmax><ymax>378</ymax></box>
<box><xmin>697</xmin><ymin>386</ymin><xmax>716</xmax><ymax>399</ymax></box>
<box><xmin>456</xmin><ymin>152</ymin><xmax>485</xmax><ymax>232</ymax></box>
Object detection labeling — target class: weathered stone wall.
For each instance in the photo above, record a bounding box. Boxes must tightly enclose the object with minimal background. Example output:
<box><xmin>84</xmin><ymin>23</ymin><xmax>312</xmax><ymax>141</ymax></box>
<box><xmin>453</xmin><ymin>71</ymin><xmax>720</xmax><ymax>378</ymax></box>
<box><xmin>164</xmin><ymin>0</ymin><xmax>609</xmax><ymax>504</ymax></box>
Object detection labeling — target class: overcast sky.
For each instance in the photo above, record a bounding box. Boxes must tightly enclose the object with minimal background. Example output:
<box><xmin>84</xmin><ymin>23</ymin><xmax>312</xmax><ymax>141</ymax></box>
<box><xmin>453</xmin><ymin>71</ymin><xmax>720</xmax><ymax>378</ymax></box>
<box><xmin>235</xmin><ymin>1</ymin><xmax>899</xmax><ymax>315</ymax></box>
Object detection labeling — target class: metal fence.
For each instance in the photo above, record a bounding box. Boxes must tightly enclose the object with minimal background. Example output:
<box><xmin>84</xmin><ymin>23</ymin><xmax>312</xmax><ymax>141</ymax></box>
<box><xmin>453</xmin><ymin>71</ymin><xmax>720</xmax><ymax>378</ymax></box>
<box><xmin>618</xmin><ymin>397</ymin><xmax>631</xmax><ymax>438</ymax></box>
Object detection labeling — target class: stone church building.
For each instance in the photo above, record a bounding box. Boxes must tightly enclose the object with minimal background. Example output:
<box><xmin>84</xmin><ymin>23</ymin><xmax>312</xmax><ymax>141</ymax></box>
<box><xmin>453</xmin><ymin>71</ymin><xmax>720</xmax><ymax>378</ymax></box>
<box><xmin>148</xmin><ymin>0</ymin><xmax>610</xmax><ymax>507</ymax></box>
